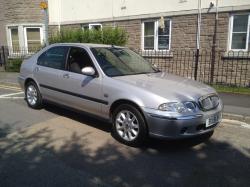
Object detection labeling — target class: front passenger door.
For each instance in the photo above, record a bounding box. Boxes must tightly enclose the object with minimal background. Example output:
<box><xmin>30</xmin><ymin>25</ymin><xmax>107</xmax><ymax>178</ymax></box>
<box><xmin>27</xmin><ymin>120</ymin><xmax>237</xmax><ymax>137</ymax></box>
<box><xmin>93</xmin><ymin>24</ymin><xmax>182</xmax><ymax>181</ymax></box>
<box><xmin>62</xmin><ymin>47</ymin><xmax>104</xmax><ymax>116</ymax></box>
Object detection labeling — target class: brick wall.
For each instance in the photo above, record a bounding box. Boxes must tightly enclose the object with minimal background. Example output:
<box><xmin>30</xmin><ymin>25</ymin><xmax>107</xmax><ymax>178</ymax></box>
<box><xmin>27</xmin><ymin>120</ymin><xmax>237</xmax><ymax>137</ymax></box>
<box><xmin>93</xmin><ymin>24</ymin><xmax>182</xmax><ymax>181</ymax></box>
<box><xmin>48</xmin><ymin>24</ymin><xmax>82</xmax><ymax>38</ymax></box>
<box><xmin>103</xmin><ymin>20</ymin><xmax>141</xmax><ymax>49</ymax></box>
<box><xmin>49</xmin><ymin>12</ymin><xmax>230</xmax><ymax>51</ymax></box>
<box><xmin>0</xmin><ymin>0</ymin><xmax>44</xmax><ymax>45</ymax></box>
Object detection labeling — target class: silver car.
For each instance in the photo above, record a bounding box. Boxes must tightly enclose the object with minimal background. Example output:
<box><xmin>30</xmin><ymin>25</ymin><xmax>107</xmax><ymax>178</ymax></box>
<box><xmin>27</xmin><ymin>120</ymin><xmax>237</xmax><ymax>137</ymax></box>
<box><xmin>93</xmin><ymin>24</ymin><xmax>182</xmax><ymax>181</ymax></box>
<box><xmin>19</xmin><ymin>43</ymin><xmax>223</xmax><ymax>145</ymax></box>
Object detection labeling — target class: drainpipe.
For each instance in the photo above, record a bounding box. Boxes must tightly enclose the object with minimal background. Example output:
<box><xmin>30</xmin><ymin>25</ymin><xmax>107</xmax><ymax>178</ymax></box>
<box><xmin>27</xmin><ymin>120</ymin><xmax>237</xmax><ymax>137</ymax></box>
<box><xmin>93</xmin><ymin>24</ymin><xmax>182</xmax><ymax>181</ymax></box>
<box><xmin>44</xmin><ymin>5</ymin><xmax>49</xmax><ymax>46</ymax></box>
<box><xmin>112</xmin><ymin>0</ymin><xmax>115</xmax><ymax>27</ymax></box>
<box><xmin>40</xmin><ymin>0</ymin><xmax>49</xmax><ymax>46</ymax></box>
<box><xmin>58</xmin><ymin>0</ymin><xmax>61</xmax><ymax>33</ymax></box>
<box><xmin>210</xmin><ymin>0</ymin><xmax>218</xmax><ymax>84</ymax></box>
<box><xmin>194</xmin><ymin>0</ymin><xmax>201</xmax><ymax>80</ymax></box>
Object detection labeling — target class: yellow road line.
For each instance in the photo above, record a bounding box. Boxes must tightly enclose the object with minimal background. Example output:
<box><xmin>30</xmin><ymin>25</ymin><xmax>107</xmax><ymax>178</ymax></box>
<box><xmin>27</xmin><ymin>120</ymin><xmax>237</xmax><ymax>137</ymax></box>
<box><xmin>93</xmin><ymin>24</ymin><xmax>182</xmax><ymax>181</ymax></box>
<box><xmin>0</xmin><ymin>92</ymin><xmax>24</xmax><ymax>98</ymax></box>
<box><xmin>0</xmin><ymin>85</ymin><xmax>22</xmax><ymax>91</ymax></box>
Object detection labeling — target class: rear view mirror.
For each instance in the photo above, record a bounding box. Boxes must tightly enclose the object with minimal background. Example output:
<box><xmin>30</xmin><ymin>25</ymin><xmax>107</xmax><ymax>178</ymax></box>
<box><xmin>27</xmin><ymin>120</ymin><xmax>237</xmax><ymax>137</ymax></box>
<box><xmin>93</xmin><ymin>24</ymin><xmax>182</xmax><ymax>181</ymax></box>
<box><xmin>81</xmin><ymin>67</ymin><xmax>96</xmax><ymax>76</ymax></box>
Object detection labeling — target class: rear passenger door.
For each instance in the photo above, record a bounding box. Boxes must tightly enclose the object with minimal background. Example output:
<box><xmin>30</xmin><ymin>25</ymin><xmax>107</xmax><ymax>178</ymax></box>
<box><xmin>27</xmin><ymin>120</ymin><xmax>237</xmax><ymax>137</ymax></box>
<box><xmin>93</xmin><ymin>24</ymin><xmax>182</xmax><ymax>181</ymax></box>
<box><xmin>34</xmin><ymin>46</ymin><xmax>70</xmax><ymax>104</ymax></box>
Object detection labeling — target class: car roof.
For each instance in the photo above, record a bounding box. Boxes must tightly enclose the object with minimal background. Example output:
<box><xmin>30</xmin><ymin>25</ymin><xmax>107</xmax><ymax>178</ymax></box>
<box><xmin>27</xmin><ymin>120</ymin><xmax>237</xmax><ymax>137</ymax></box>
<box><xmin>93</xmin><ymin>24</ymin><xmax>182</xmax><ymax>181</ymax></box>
<box><xmin>49</xmin><ymin>43</ymin><xmax>125</xmax><ymax>48</ymax></box>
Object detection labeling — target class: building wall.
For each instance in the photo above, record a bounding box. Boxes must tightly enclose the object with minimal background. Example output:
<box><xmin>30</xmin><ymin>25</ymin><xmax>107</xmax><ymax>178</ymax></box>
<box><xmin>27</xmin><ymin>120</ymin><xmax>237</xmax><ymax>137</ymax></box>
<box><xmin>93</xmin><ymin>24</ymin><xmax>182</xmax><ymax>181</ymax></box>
<box><xmin>52</xmin><ymin>11</ymin><xmax>230</xmax><ymax>51</ymax></box>
<box><xmin>171</xmin><ymin>12</ymin><xmax>229</xmax><ymax>50</ymax></box>
<box><xmin>0</xmin><ymin>0</ymin><xmax>44</xmax><ymax>46</ymax></box>
<box><xmin>48</xmin><ymin>0</ymin><xmax>250</xmax><ymax>25</ymax></box>
<box><xmin>103</xmin><ymin>20</ymin><xmax>141</xmax><ymax>50</ymax></box>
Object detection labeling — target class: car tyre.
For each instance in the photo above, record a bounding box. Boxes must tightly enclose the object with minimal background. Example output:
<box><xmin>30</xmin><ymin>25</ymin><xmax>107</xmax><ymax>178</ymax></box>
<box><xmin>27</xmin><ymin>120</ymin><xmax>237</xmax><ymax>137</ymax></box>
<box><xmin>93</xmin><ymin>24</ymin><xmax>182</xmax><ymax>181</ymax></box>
<box><xmin>112</xmin><ymin>104</ymin><xmax>148</xmax><ymax>146</ymax></box>
<box><xmin>25</xmin><ymin>81</ymin><xmax>43</xmax><ymax>109</ymax></box>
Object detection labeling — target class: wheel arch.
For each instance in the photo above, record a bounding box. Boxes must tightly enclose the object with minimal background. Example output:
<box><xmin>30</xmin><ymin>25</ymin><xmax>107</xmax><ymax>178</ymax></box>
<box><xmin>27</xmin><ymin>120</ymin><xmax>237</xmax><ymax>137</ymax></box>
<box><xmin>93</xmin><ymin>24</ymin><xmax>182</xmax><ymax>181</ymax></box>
<box><xmin>110</xmin><ymin>99</ymin><xmax>147</xmax><ymax>127</ymax></box>
<box><xmin>24</xmin><ymin>78</ymin><xmax>36</xmax><ymax>87</ymax></box>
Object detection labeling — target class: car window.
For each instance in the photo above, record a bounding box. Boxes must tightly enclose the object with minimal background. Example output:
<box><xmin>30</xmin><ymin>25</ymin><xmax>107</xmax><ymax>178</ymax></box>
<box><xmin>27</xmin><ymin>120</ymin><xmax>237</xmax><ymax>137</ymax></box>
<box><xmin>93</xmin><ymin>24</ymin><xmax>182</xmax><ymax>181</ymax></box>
<box><xmin>37</xmin><ymin>46</ymin><xmax>69</xmax><ymax>70</ymax></box>
<box><xmin>68</xmin><ymin>47</ymin><xmax>95</xmax><ymax>73</ymax></box>
<box><xmin>67</xmin><ymin>47</ymin><xmax>95</xmax><ymax>74</ymax></box>
<box><xmin>91</xmin><ymin>47</ymin><xmax>158</xmax><ymax>77</ymax></box>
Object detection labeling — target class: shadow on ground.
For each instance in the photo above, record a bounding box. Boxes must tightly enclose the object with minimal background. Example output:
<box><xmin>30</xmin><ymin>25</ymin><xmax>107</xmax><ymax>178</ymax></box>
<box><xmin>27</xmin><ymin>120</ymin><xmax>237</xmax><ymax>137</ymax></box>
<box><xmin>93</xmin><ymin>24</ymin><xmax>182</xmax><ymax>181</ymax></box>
<box><xmin>0</xmin><ymin>104</ymin><xmax>249</xmax><ymax>187</ymax></box>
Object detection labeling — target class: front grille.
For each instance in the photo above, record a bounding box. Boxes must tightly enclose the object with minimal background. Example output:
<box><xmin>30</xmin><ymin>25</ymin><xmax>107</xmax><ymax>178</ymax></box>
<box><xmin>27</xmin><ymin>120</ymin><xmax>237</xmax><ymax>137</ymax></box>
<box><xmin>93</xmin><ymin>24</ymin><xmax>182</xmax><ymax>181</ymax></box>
<box><xmin>199</xmin><ymin>94</ymin><xmax>220</xmax><ymax>111</ymax></box>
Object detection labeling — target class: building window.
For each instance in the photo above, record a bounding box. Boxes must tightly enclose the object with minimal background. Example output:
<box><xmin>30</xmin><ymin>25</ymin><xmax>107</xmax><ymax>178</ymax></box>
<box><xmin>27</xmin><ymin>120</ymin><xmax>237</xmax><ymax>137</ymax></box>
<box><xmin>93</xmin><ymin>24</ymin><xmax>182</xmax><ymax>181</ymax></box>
<box><xmin>229</xmin><ymin>14</ymin><xmax>250</xmax><ymax>51</ymax></box>
<box><xmin>142</xmin><ymin>19</ymin><xmax>171</xmax><ymax>51</ymax></box>
<box><xmin>7</xmin><ymin>25</ymin><xmax>44</xmax><ymax>55</ymax></box>
<box><xmin>89</xmin><ymin>24</ymin><xmax>102</xmax><ymax>30</ymax></box>
<box><xmin>24</xmin><ymin>27</ymin><xmax>43</xmax><ymax>52</ymax></box>
<box><xmin>81</xmin><ymin>24</ymin><xmax>89</xmax><ymax>31</ymax></box>
<box><xmin>9</xmin><ymin>27</ymin><xmax>20</xmax><ymax>52</ymax></box>
<box><xmin>81</xmin><ymin>23</ymin><xmax>102</xmax><ymax>31</ymax></box>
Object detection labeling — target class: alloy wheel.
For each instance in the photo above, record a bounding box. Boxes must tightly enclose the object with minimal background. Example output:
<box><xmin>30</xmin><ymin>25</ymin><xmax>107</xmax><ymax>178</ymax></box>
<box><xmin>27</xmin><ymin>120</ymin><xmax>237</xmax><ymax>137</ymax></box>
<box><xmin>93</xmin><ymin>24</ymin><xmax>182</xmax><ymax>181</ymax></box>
<box><xmin>26</xmin><ymin>85</ymin><xmax>38</xmax><ymax>106</ymax></box>
<box><xmin>115</xmin><ymin>110</ymin><xmax>140</xmax><ymax>141</ymax></box>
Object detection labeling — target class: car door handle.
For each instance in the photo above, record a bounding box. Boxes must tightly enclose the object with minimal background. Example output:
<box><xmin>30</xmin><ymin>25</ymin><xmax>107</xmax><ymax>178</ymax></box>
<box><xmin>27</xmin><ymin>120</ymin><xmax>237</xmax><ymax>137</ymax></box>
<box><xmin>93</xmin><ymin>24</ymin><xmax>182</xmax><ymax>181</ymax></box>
<box><xmin>63</xmin><ymin>74</ymin><xmax>70</xmax><ymax>78</ymax></box>
<box><xmin>34</xmin><ymin>67</ymin><xmax>39</xmax><ymax>72</ymax></box>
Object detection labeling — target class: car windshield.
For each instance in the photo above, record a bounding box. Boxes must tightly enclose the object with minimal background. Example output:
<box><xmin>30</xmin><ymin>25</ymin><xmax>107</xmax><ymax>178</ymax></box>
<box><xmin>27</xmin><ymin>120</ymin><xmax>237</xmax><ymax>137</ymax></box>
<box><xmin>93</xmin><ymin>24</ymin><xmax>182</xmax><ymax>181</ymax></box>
<box><xmin>91</xmin><ymin>47</ymin><xmax>159</xmax><ymax>77</ymax></box>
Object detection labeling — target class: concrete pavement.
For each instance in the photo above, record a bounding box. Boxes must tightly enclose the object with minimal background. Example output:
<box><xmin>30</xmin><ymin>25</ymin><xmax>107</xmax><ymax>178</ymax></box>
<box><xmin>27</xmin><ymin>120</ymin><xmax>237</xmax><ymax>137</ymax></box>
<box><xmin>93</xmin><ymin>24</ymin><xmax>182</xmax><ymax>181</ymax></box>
<box><xmin>0</xmin><ymin>116</ymin><xmax>250</xmax><ymax>186</ymax></box>
<box><xmin>0</xmin><ymin>81</ymin><xmax>249</xmax><ymax>186</ymax></box>
<box><xmin>0</xmin><ymin>72</ymin><xmax>19</xmax><ymax>85</ymax></box>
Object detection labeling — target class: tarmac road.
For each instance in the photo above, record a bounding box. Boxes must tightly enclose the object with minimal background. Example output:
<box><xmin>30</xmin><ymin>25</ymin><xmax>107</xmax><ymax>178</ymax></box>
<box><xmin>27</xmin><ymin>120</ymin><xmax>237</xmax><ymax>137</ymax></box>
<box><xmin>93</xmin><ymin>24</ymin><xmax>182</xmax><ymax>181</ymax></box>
<box><xmin>0</xmin><ymin>84</ymin><xmax>250</xmax><ymax>187</ymax></box>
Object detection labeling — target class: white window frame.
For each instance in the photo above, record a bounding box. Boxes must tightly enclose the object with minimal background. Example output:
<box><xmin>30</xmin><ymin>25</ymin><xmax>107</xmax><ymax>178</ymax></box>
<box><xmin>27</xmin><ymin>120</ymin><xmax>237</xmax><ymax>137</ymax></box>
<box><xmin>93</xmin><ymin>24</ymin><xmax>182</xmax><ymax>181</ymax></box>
<box><xmin>141</xmin><ymin>19</ymin><xmax>171</xmax><ymax>51</ymax></box>
<box><xmin>24</xmin><ymin>26</ymin><xmax>44</xmax><ymax>54</ymax></box>
<box><xmin>81</xmin><ymin>23</ymin><xmax>102</xmax><ymax>31</ymax></box>
<box><xmin>6</xmin><ymin>24</ymin><xmax>44</xmax><ymax>56</ymax></box>
<box><xmin>7</xmin><ymin>27</ymin><xmax>20</xmax><ymax>55</ymax></box>
<box><xmin>89</xmin><ymin>23</ymin><xmax>102</xmax><ymax>30</ymax></box>
<box><xmin>228</xmin><ymin>13</ymin><xmax>250</xmax><ymax>51</ymax></box>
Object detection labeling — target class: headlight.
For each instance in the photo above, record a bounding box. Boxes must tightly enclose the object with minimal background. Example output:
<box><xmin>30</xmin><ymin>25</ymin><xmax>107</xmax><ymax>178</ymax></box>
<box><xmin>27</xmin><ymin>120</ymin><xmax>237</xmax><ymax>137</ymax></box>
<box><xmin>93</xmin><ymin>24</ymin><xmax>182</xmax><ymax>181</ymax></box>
<box><xmin>158</xmin><ymin>101</ymin><xmax>196</xmax><ymax>113</ymax></box>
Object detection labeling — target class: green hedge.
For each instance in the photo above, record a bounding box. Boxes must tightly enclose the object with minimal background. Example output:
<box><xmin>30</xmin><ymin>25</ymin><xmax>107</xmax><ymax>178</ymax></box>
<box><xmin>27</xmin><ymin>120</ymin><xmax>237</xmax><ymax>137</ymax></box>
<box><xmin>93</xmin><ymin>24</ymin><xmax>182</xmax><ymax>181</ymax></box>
<box><xmin>6</xmin><ymin>58</ymin><xmax>23</xmax><ymax>72</ymax></box>
<box><xmin>49</xmin><ymin>27</ymin><xmax>128</xmax><ymax>46</ymax></box>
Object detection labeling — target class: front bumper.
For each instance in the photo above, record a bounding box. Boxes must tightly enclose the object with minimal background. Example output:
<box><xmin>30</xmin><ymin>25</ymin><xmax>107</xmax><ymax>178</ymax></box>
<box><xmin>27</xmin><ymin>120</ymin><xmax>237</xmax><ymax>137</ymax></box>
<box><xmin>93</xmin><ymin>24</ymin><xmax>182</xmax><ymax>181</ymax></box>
<box><xmin>18</xmin><ymin>76</ymin><xmax>25</xmax><ymax>90</ymax></box>
<box><xmin>142</xmin><ymin>105</ymin><xmax>222</xmax><ymax>139</ymax></box>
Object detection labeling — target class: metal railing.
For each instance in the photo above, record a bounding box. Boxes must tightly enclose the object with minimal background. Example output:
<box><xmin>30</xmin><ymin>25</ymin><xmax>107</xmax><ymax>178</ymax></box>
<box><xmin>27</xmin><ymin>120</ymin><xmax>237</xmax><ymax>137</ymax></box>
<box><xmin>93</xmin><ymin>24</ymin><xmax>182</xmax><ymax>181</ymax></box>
<box><xmin>137</xmin><ymin>49</ymin><xmax>250</xmax><ymax>89</ymax></box>
<box><xmin>0</xmin><ymin>46</ymin><xmax>42</xmax><ymax>71</ymax></box>
<box><xmin>0</xmin><ymin>46</ymin><xmax>249</xmax><ymax>91</ymax></box>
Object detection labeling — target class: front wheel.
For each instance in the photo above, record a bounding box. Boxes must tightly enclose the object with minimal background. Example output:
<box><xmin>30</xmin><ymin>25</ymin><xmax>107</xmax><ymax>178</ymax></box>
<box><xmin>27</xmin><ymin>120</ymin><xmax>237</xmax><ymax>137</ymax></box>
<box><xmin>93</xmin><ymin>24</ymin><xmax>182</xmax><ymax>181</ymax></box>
<box><xmin>25</xmin><ymin>81</ymin><xmax>43</xmax><ymax>109</ymax></box>
<box><xmin>112</xmin><ymin>104</ymin><xmax>148</xmax><ymax>146</ymax></box>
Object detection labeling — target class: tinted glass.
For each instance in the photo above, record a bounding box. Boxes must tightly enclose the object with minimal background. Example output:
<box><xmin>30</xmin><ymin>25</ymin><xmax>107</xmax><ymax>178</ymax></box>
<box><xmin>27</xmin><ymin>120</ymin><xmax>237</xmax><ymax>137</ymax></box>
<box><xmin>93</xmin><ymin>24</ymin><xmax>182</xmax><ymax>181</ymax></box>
<box><xmin>67</xmin><ymin>47</ymin><xmax>94</xmax><ymax>74</ymax></box>
<box><xmin>233</xmin><ymin>15</ymin><xmax>248</xmax><ymax>32</ymax></box>
<box><xmin>158</xmin><ymin>20</ymin><xmax>170</xmax><ymax>35</ymax></box>
<box><xmin>231</xmin><ymin>33</ymin><xmax>247</xmax><ymax>49</ymax></box>
<box><xmin>26</xmin><ymin>28</ymin><xmax>41</xmax><ymax>51</ymax></box>
<box><xmin>10</xmin><ymin>28</ymin><xmax>19</xmax><ymax>51</ymax></box>
<box><xmin>37</xmin><ymin>46</ymin><xmax>69</xmax><ymax>70</ymax></box>
<box><xmin>144</xmin><ymin>22</ymin><xmax>155</xmax><ymax>49</ymax></box>
<box><xmin>144</xmin><ymin>37</ymin><xmax>154</xmax><ymax>49</ymax></box>
<box><xmin>158</xmin><ymin>36</ymin><xmax>169</xmax><ymax>49</ymax></box>
<box><xmin>158</xmin><ymin>20</ymin><xmax>170</xmax><ymax>50</ymax></box>
<box><xmin>144</xmin><ymin>22</ymin><xmax>154</xmax><ymax>35</ymax></box>
<box><xmin>91</xmin><ymin>47</ymin><xmax>159</xmax><ymax>77</ymax></box>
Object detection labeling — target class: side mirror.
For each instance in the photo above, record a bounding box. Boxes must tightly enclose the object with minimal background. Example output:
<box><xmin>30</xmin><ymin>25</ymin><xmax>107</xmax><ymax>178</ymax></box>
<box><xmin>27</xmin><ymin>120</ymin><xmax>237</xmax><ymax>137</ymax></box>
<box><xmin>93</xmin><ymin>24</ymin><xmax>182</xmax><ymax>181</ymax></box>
<box><xmin>81</xmin><ymin>66</ymin><xmax>96</xmax><ymax>76</ymax></box>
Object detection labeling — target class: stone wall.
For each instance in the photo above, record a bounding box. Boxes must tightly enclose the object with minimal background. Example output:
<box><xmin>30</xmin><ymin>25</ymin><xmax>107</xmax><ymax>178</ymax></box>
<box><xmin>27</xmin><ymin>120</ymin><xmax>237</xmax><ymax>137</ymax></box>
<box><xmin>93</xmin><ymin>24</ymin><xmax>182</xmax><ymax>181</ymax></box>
<box><xmin>0</xmin><ymin>0</ymin><xmax>44</xmax><ymax>46</ymax></box>
<box><xmin>171</xmin><ymin>13</ymin><xmax>229</xmax><ymax>50</ymax></box>
<box><xmin>49</xmin><ymin>12</ymin><xmax>230</xmax><ymax>51</ymax></box>
<box><xmin>103</xmin><ymin>20</ymin><xmax>141</xmax><ymax>49</ymax></box>
<box><xmin>47</xmin><ymin>11</ymin><xmax>249</xmax><ymax>87</ymax></box>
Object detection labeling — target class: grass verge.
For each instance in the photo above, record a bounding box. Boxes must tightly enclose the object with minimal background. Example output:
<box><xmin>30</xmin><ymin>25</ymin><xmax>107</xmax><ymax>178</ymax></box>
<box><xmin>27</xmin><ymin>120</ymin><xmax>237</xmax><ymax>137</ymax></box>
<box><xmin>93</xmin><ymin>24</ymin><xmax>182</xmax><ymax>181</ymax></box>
<box><xmin>212</xmin><ymin>85</ymin><xmax>250</xmax><ymax>95</ymax></box>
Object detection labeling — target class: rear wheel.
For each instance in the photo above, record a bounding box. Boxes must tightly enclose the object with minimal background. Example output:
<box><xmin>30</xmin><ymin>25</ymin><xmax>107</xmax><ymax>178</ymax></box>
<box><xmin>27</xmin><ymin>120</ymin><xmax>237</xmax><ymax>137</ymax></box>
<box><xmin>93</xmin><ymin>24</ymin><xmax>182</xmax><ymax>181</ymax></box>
<box><xmin>112</xmin><ymin>104</ymin><xmax>147</xmax><ymax>146</ymax></box>
<box><xmin>25</xmin><ymin>81</ymin><xmax>43</xmax><ymax>109</ymax></box>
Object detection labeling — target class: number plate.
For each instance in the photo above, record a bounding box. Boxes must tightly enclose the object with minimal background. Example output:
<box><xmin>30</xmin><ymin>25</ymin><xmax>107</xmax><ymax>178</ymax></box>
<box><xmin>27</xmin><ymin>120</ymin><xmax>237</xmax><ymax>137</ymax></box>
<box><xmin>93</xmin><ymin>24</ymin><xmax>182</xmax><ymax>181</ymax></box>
<box><xmin>206</xmin><ymin>113</ymin><xmax>221</xmax><ymax>128</ymax></box>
